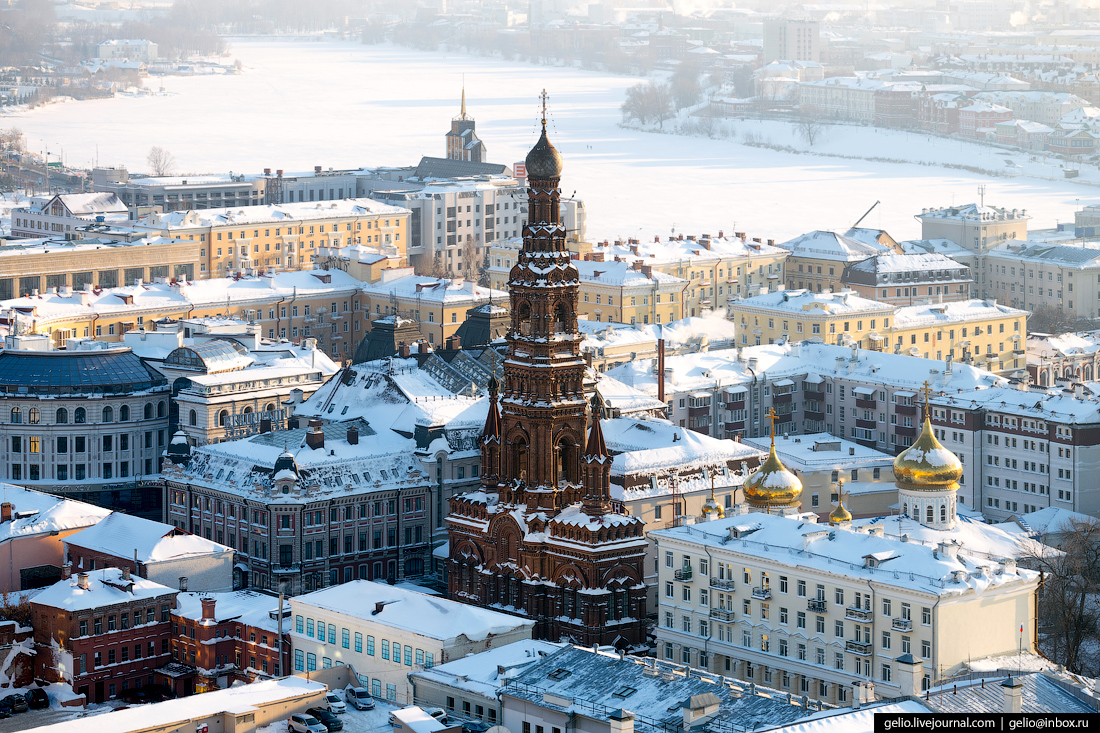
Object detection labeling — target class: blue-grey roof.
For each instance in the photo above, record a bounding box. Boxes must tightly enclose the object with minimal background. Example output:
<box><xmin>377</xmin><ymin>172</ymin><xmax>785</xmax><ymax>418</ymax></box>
<box><xmin>0</xmin><ymin>348</ymin><xmax>167</xmax><ymax>396</ymax></box>
<box><xmin>926</xmin><ymin>673</ymin><xmax>1098</xmax><ymax>714</ymax></box>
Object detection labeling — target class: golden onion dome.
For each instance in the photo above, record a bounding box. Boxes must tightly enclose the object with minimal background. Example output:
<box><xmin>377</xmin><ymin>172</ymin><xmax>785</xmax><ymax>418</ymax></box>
<box><xmin>702</xmin><ymin>495</ymin><xmax>724</xmax><ymax>518</ymax></box>
<box><xmin>893</xmin><ymin>414</ymin><xmax>963</xmax><ymax>492</ymax></box>
<box><xmin>743</xmin><ymin>440</ymin><xmax>803</xmax><ymax>509</ymax></box>
<box><xmin>829</xmin><ymin>497</ymin><xmax>852</xmax><ymax>525</ymax></box>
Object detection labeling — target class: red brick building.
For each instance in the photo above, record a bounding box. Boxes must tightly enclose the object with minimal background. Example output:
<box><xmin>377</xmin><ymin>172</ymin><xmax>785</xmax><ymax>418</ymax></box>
<box><xmin>958</xmin><ymin>101</ymin><xmax>1013</xmax><ymax>138</ymax></box>
<box><xmin>447</xmin><ymin>109</ymin><xmax>649</xmax><ymax>648</ymax></box>
<box><xmin>32</xmin><ymin>567</ymin><xmax>177</xmax><ymax>704</ymax></box>
<box><xmin>167</xmin><ymin>590</ymin><xmax>289</xmax><ymax>695</ymax></box>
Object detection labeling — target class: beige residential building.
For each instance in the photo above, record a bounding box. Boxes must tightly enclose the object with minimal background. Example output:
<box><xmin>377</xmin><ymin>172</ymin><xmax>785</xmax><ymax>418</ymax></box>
<box><xmin>841</xmin><ymin>253</ymin><xmax>973</xmax><ymax>306</ymax></box>
<box><xmin>134</xmin><ymin>199</ymin><xmax>410</xmax><ymax>278</ymax></box>
<box><xmin>890</xmin><ymin>299</ymin><xmax>1027</xmax><ymax>371</ymax></box>
<box><xmin>981</xmin><ymin>239</ymin><xmax>1100</xmax><ymax>319</ymax></box>
<box><xmin>915</xmin><ymin>203</ymin><xmax>1030</xmax><ymax>255</ymax></box>
<box><xmin>782</xmin><ymin>230</ymin><xmax>893</xmax><ymax>294</ymax></box>
<box><xmin>732</xmin><ymin>289</ymin><xmax>895</xmax><ymax>349</ymax></box>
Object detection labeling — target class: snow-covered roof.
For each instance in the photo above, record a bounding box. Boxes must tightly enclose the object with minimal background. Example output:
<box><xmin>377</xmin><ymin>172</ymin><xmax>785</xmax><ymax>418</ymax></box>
<box><xmin>987</xmin><ymin>239</ymin><xmax>1100</xmax><ymax>268</ymax></box>
<box><xmin>587</xmin><ymin>233</ymin><xmax>788</xmax><ymax>265</ymax></box>
<box><xmin>765</xmin><ymin>700</ymin><xmax>931</xmax><ymax>733</ymax></box>
<box><xmin>1027</xmin><ymin>331</ymin><xmax>1100</xmax><ymax>357</ymax></box>
<box><xmin>573</xmin><ymin>258</ymin><xmax>685</xmax><ymax>287</ymax></box>
<box><xmin>408</xmin><ymin>639</ymin><xmax>565</xmax><ymax>700</ymax></box>
<box><xmin>916</xmin><ymin>204</ymin><xmax>1029</xmax><ymax>222</ymax></box>
<box><xmin>607</xmin><ymin>341</ymin><xmax>1004</xmax><ymax>397</ymax></box>
<box><xmin>778</xmin><ymin>230</ymin><xmax>890</xmax><ymax>262</ymax></box>
<box><xmin>32</xmin><ymin>676</ymin><xmax>325</xmax><ymax>733</ymax></box>
<box><xmin>32</xmin><ymin>567</ymin><xmax>177</xmax><ymax>612</ymax></box>
<box><xmin>735</xmin><ymin>289</ymin><xmax>893</xmax><ymax>315</ymax></box>
<box><xmin>140</xmin><ymin>198</ymin><xmax>409</xmax><ymax>230</ymax></box>
<box><xmin>0</xmin><ymin>485</ymin><xmax>111</xmax><ymax>544</ymax></box>
<box><xmin>845</xmin><ymin>252</ymin><xmax>968</xmax><ymax>275</ymax></box>
<box><xmin>658</xmin><ymin>511</ymin><xmax>1038</xmax><ymax>596</ymax></box>
<box><xmin>45</xmin><ymin>192</ymin><xmax>127</xmax><ymax>216</ymax></box>
<box><xmin>66</xmin><ymin>512</ymin><xmax>231</xmax><ymax>565</ymax></box>
<box><xmin>360</xmin><ymin>274</ymin><xmax>505</xmax><ymax>304</ymax></box>
<box><xmin>173</xmin><ymin>590</ymin><xmax>283</xmax><ymax>633</ymax></box>
<box><xmin>505</xmin><ymin>645</ymin><xmax>816</xmax><ymax>733</ymax></box>
<box><xmin>931</xmin><ymin>384</ymin><xmax>1100</xmax><ymax>423</ymax></box>
<box><xmin>900</xmin><ymin>238</ymin><xmax>975</xmax><ymax>259</ymax></box>
<box><xmin>892</xmin><ymin>298</ymin><xmax>1027</xmax><ymax>329</ymax></box>
<box><xmin>291</xmin><ymin>580</ymin><xmax>533</xmax><ymax>642</ymax></box>
<box><xmin>925</xmin><ymin>671</ymin><xmax>1098</xmax><ymax>715</ymax></box>
<box><xmin>742</xmin><ymin>433</ymin><xmax>894</xmax><ymax>471</ymax></box>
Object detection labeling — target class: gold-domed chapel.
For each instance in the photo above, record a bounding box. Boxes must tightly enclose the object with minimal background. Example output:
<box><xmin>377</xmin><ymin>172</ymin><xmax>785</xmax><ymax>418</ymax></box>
<box><xmin>894</xmin><ymin>382</ymin><xmax>964</xmax><ymax>530</ymax></box>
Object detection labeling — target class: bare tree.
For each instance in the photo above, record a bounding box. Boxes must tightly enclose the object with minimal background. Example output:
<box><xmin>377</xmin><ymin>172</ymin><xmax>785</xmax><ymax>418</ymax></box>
<box><xmin>147</xmin><ymin>146</ymin><xmax>176</xmax><ymax>177</ymax></box>
<box><xmin>0</xmin><ymin>128</ymin><xmax>25</xmax><ymax>153</ymax></box>
<box><xmin>462</xmin><ymin>235</ymin><xmax>478</xmax><ymax>279</ymax></box>
<box><xmin>1024</xmin><ymin>518</ymin><xmax>1100</xmax><ymax>675</ymax></box>
<box><xmin>429</xmin><ymin>251</ymin><xmax>447</xmax><ymax>279</ymax></box>
<box><xmin>797</xmin><ymin>114</ymin><xmax>826</xmax><ymax>147</ymax></box>
<box><xmin>621</xmin><ymin>82</ymin><xmax>673</xmax><ymax>128</ymax></box>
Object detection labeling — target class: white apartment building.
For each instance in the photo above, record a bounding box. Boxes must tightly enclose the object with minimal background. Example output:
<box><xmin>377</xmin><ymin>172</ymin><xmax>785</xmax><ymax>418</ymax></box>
<box><xmin>289</xmin><ymin>581</ymin><xmax>533</xmax><ymax>703</ymax></box>
<box><xmin>653</xmin><ymin>509</ymin><xmax>1038</xmax><ymax>705</ymax></box>
<box><xmin>10</xmin><ymin>193</ymin><xmax>129</xmax><ymax>240</ymax></box>
<box><xmin>974</xmin><ymin>91</ymin><xmax>1091</xmax><ymax>126</ymax></box>
<box><xmin>914</xmin><ymin>204</ymin><xmax>1030</xmax><ymax>256</ymax></box>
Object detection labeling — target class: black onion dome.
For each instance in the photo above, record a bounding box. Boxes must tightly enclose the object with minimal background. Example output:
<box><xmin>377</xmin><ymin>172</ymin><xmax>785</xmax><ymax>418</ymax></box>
<box><xmin>525</xmin><ymin>125</ymin><xmax>563</xmax><ymax>179</ymax></box>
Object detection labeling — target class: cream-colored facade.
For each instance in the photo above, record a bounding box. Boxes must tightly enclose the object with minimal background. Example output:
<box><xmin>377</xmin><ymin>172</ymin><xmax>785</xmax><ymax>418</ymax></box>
<box><xmin>781</xmin><ymin>230</ymin><xmax>894</xmax><ymax>294</ymax></box>
<box><xmin>915</xmin><ymin>204</ymin><xmax>1030</xmax><ymax>255</ymax></box>
<box><xmin>134</xmin><ymin>199</ymin><xmax>410</xmax><ymax>278</ymax></box>
<box><xmin>732</xmin><ymin>290</ymin><xmax>1028</xmax><ymax>372</ymax></box>
<box><xmin>489</xmin><ymin>233</ymin><xmax>787</xmax><ymax>322</ymax></box>
<box><xmin>981</xmin><ymin>240</ymin><xmax>1100</xmax><ymax>320</ymax></box>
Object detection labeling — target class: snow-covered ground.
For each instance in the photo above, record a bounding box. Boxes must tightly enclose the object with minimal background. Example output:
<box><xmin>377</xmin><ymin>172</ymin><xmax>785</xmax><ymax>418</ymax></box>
<box><xmin>2</xmin><ymin>38</ymin><xmax>1094</xmax><ymax>242</ymax></box>
<box><xmin>256</xmin><ymin>698</ymin><xmax>399</xmax><ymax>733</ymax></box>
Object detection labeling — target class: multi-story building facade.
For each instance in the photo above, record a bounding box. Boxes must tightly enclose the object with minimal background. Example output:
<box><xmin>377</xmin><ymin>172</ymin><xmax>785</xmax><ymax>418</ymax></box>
<box><xmin>981</xmin><ymin>240</ymin><xmax>1100</xmax><ymax>319</ymax></box>
<box><xmin>915</xmin><ymin>204</ymin><xmax>1030</xmax><ymax>256</ymax></box>
<box><xmin>930</xmin><ymin>385</ymin><xmax>1100</xmax><ymax>518</ymax></box>
<box><xmin>1026</xmin><ymin>331</ymin><xmax>1100</xmax><ymax>386</ymax></box>
<box><xmin>781</xmin><ymin>230</ymin><xmax>892</xmax><ymax>293</ymax></box>
<box><xmin>131</xmin><ymin>199</ymin><xmax>409</xmax><ymax>278</ymax></box>
<box><xmin>289</xmin><ymin>581</ymin><xmax>532</xmax><ymax>702</ymax></box>
<box><xmin>763</xmin><ymin>19</ymin><xmax>820</xmax><ymax>63</ymax></box>
<box><xmin>973</xmin><ymin>91</ymin><xmax>1091</xmax><ymax>126</ymax></box>
<box><xmin>731</xmin><ymin>289</ymin><xmax>895</xmax><ymax>348</ymax></box>
<box><xmin>93</xmin><ymin>168</ymin><xmax>268</xmax><ymax>212</ymax></box>
<box><xmin>607</xmin><ymin>340</ymin><xmax>1005</xmax><ymax>460</ymax></box>
<box><xmin>32</xmin><ymin>567</ymin><xmax>177</xmax><ymax>704</ymax></box>
<box><xmin>958</xmin><ymin>101</ymin><xmax>1014</xmax><ymax>138</ymax></box>
<box><xmin>161</xmin><ymin>419</ymin><xmax>438</xmax><ymax>594</ymax></box>
<box><xmin>169</xmin><ymin>591</ymin><xmax>289</xmax><ymax>695</ymax></box>
<box><xmin>447</xmin><ymin>116</ymin><xmax>649</xmax><ymax>647</ymax></box>
<box><xmin>0</xmin><ymin>342</ymin><xmax>171</xmax><ymax>516</ymax></box>
<box><xmin>841</xmin><ymin>253</ymin><xmax>972</xmax><ymax>305</ymax></box>
<box><xmin>9</xmin><ymin>192</ymin><xmax>128</xmax><ymax>240</ymax></box>
<box><xmin>489</xmin><ymin>233</ymin><xmax>788</xmax><ymax>321</ymax></box>
<box><xmin>652</xmin><ymin>419</ymin><xmax>1039</xmax><ymax>704</ymax></box>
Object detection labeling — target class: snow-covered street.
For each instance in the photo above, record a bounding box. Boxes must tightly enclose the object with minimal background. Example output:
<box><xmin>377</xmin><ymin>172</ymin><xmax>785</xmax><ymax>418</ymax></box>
<box><xmin>256</xmin><ymin>698</ymin><xmax>400</xmax><ymax>733</ymax></box>
<box><xmin>3</xmin><ymin>39</ymin><xmax>1094</xmax><ymax>243</ymax></box>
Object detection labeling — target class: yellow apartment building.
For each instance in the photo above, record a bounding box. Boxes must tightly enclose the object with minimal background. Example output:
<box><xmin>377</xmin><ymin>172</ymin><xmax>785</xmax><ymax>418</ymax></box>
<box><xmin>782</xmin><ymin>229</ymin><xmax>895</xmax><ymax>293</ymax></box>
<box><xmin>134</xmin><ymin>199</ymin><xmax>411</xmax><ymax>278</ymax></box>
<box><xmin>731</xmin><ymin>289</ymin><xmax>1028</xmax><ymax>372</ymax></box>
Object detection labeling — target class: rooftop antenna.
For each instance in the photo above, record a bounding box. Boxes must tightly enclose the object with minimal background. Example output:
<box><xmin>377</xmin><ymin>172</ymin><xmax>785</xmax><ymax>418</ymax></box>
<box><xmin>978</xmin><ymin>184</ymin><xmax>986</xmax><ymax>208</ymax></box>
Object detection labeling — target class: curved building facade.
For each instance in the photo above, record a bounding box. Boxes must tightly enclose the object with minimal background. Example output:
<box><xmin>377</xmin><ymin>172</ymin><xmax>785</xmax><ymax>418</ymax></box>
<box><xmin>0</xmin><ymin>347</ymin><xmax>171</xmax><ymax>517</ymax></box>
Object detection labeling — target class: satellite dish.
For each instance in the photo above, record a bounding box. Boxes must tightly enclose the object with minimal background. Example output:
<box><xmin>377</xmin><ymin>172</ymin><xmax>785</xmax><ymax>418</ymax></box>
<box><xmin>485</xmin><ymin>727</ymin><xmax>511</xmax><ymax>733</ymax></box>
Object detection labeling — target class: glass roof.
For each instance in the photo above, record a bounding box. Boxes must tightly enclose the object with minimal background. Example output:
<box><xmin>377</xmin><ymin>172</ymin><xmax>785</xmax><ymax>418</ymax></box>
<box><xmin>165</xmin><ymin>339</ymin><xmax>252</xmax><ymax>374</ymax></box>
<box><xmin>0</xmin><ymin>349</ymin><xmax>168</xmax><ymax>396</ymax></box>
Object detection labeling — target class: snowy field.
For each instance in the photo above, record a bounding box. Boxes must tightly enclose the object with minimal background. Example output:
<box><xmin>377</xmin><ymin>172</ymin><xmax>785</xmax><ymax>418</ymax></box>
<box><xmin>3</xmin><ymin>38</ymin><xmax>1096</xmax><ymax>242</ymax></box>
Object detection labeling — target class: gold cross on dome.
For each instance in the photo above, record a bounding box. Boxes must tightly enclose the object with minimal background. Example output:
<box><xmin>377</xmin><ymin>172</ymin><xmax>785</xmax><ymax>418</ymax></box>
<box><xmin>766</xmin><ymin>407</ymin><xmax>778</xmax><ymax>446</ymax></box>
<box><xmin>921</xmin><ymin>380</ymin><xmax>933</xmax><ymax>419</ymax></box>
<box><xmin>835</xmin><ymin>478</ymin><xmax>846</xmax><ymax>506</ymax></box>
<box><xmin>540</xmin><ymin>89</ymin><xmax>549</xmax><ymax>127</ymax></box>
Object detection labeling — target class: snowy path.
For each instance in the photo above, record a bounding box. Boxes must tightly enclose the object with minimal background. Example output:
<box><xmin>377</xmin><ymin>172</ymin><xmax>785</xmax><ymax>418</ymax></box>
<box><xmin>3</xmin><ymin>38</ymin><xmax>1093</xmax><ymax>242</ymax></box>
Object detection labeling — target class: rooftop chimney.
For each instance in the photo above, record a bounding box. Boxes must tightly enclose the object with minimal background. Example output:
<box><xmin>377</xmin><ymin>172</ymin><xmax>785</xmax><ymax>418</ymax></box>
<box><xmin>260</xmin><ymin>417</ymin><xmax>273</xmax><ymax>434</ymax></box>
<box><xmin>121</xmin><ymin>566</ymin><xmax>131</xmax><ymax>581</ymax></box>
<box><xmin>347</xmin><ymin>425</ymin><xmax>359</xmax><ymax>445</ymax></box>
<box><xmin>306</xmin><ymin>419</ymin><xmax>325</xmax><ymax>450</ymax></box>
<box><xmin>1001</xmin><ymin>677</ymin><xmax>1024</xmax><ymax>714</ymax></box>
<box><xmin>315</xmin><ymin>165</ymin><xmax>322</xmax><ymax>174</ymax></box>
<box><xmin>398</xmin><ymin>343</ymin><xmax>411</xmax><ymax>358</ymax></box>
<box><xmin>895</xmin><ymin>654</ymin><xmax>922</xmax><ymax>698</ymax></box>
<box><xmin>61</xmin><ymin>563</ymin><xmax>72</xmax><ymax>580</ymax></box>
<box><xmin>200</xmin><ymin>597</ymin><xmax>216</xmax><ymax>623</ymax></box>
<box><xmin>77</xmin><ymin>573</ymin><xmax>90</xmax><ymax>591</ymax></box>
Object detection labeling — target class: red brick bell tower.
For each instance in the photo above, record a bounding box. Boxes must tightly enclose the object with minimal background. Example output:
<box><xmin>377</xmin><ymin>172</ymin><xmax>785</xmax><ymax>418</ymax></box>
<box><xmin>447</xmin><ymin>93</ymin><xmax>648</xmax><ymax>647</ymax></box>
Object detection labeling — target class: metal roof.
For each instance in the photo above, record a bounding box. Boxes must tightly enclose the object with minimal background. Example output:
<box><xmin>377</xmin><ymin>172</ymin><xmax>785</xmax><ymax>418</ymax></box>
<box><xmin>0</xmin><ymin>348</ymin><xmax>167</xmax><ymax>396</ymax></box>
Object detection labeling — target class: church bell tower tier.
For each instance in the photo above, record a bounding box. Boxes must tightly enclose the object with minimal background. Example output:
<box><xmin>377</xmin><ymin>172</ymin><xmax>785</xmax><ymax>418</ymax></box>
<box><xmin>894</xmin><ymin>382</ymin><xmax>963</xmax><ymax>530</ymax></box>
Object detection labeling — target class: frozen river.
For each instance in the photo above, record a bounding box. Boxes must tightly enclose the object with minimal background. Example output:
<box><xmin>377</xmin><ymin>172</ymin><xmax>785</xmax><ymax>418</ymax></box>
<box><xmin>4</xmin><ymin>38</ymin><xmax>1094</xmax><ymax>242</ymax></box>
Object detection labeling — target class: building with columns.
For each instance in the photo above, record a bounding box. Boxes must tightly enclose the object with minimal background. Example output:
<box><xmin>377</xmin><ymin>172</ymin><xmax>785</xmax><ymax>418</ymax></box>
<box><xmin>651</xmin><ymin>404</ymin><xmax>1041</xmax><ymax>705</ymax></box>
<box><xmin>446</xmin><ymin>106</ymin><xmax>649</xmax><ymax>648</ymax></box>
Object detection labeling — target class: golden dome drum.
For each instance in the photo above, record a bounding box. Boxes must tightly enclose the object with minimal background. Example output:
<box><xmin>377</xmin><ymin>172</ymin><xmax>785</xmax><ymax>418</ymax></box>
<box><xmin>893</xmin><ymin>415</ymin><xmax>963</xmax><ymax>492</ymax></box>
<box><xmin>743</xmin><ymin>443</ymin><xmax>803</xmax><ymax>508</ymax></box>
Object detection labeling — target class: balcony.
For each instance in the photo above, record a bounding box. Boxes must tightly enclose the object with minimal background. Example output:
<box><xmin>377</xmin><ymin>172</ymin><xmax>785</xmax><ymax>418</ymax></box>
<box><xmin>805</xmin><ymin>410</ymin><xmax>824</xmax><ymax>422</ymax></box>
<box><xmin>845</xmin><ymin>607</ymin><xmax>873</xmax><ymax>622</ymax></box>
<box><xmin>709</xmin><ymin>578</ymin><xmax>736</xmax><ymax>590</ymax></box>
<box><xmin>845</xmin><ymin>640</ymin><xmax>873</xmax><ymax>656</ymax></box>
<box><xmin>855</xmin><ymin>397</ymin><xmax>876</xmax><ymax>409</ymax></box>
<box><xmin>895</xmin><ymin>404</ymin><xmax>916</xmax><ymax>416</ymax></box>
<box><xmin>804</xmin><ymin>390</ymin><xmax>824</xmax><ymax>402</ymax></box>
<box><xmin>856</xmin><ymin>418</ymin><xmax>876</xmax><ymax>430</ymax></box>
<box><xmin>894</xmin><ymin>425</ymin><xmax>917</xmax><ymax>438</ymax></box>
<box><xmin>892</xmin><ymin>618</ymin><xmax>913</xmax><ymax>632</ymax></box>
<box><xmin>710</xmin><ymin>608</ymin><xmax>736</xmax><ymax>622</ymax></box>
<box><xmin>807</xmin><ymin>599</ymin><xmax>827</xmax><ymax>613</ymax></box>
<box><xmin>772</xmin><ymin>393</ymin><xmax>792</xmax><ymax>405</ymax></box>
<box><xmin>674</xmin><ymin>567</ymin><xmax>693</xmax><ymax>581</ymax></box>
<box><xmin>752</xmin><ymin>587</ymin><xmax>772</xmax><ymax>600</ymax></box>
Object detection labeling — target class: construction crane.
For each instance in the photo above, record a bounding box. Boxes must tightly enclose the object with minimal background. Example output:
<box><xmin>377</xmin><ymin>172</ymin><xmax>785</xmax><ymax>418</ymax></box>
<box><xmin>851</xmin><ymin>200</ymin><xmax>881</xmax><ymax>230</ymax></box>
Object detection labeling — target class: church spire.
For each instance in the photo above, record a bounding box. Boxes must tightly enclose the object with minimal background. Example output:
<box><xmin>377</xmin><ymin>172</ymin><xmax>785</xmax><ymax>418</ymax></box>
<box><xmin>480</xmin><ymin>371</ymin><xmax>502</xmax><ymax>490</ymax></box>
<box><xmin>460</xmin><ymin>86</ymin><xmax>468</xmax><ymax>120</ymax></box>
<box><xmin>582</xmin><ymin>390</ymin><xmax>611</xmax><ymax>516</ymax></box>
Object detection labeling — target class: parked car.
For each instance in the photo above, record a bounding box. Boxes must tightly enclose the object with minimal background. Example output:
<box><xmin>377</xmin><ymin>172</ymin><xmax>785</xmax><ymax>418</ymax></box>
<box><xmin>463</xmin><ymin>721</ymin><xmax>492</xmax><ymax>733</ymax></box>
<box><xmin>324</xmin><ymin>691</ymin><xmax>347</xmax><ymax>714</ymax></box>
<box><xmin>425</xmin><ymin>708</ymin><xmax>449</xmax><ymax>724</ymax></box>
<box><xmin>118</xmin><ymin>688</ymin><xmax>149</xmax><ymax>705</ymax></box>
<box><xmin>307</xmin><ymin>706</ymin><xmax>344</xmax><ymax>732</ymax></box>
<box><xmin>141</xmin><ymin>684</ymin><xmax>176</xmax><ymax>702</ymax></box>
<box><xmin>0</xmin><ymin>701</ymin><xmax>11</xmax><ymax>719</ymax></box>
<box><xmin>287</xmin><ymin>713</ymin><xmax>328</xmax><ymax>733</ymax></box>
<box><xmin>24</xmin><ymin>688</ymin><xmax>49</xmax><ymax>709</ymax></box>
<box><xmin>345</xmin><ymin>687</ymin><xmax>375</xmax><ymax>710</ymax></box>
<box><xmin>2</xmin><ymin>694</ymin><xmax>28</xmax><ymax>713</ymax></box>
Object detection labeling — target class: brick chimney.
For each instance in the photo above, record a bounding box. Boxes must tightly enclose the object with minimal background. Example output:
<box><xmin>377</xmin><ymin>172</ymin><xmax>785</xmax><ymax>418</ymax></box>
<box><xmin>632</xmin><ymin>260</ymin><xmax>643</xmax><ymax>271</ymax></box>
<box><xmin>77</xmin><ymin>573</ymin><xmax>90</xmax><ymax>591</ymax></box>
<box><xmin>61</xmin><ymin>563</ymin><xmax>71</xmax><ymax>580</ymax></box>
<box><xmin>260</xmin><ymin>417</ymin><xmax>272</xmax><ymax>434</ymax></box>
<box><xmin>306</xmin><ymin>419</ymin><xmax>325</xmax><ymax>450</ymax></box>
<box><xmin>347</xmin><ymin>425</ymin><xmax>359</xmax><ymax>445</ymax></box>
<box><xmin>200</xmin><ymin>597</ymin><xmax>216</xmax><ymax>623</ymax></box>
<box><xmin>0</xmin><ymin>503</ymin><xmax>11</xmax><ymax>523</ymax></box>
<box><xmin>121</xmin><ymin>566</ymin><xmax>131</xmax><ymax>581</ymax></box>
<box><xmin>398</xmin><ymin>343</ymin><xmax>411</xmax><ymax>358</ymax></box>
<box><xmin>641</xmin><ymin>265</ymin><xmax>653</xmax><ymax>279</ymax></box>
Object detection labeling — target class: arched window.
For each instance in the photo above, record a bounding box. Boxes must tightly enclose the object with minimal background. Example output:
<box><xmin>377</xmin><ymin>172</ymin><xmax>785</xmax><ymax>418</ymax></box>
<box><xmin>902</xmin><ymin>503</ymin><xmax>908</xmax><ymax>517</ymax></box>
<box><xmin>75</xmin><ymin>408</ymin><xmax>86</xmax><ymax>424</ymax></box>
<box><xmin>243</xmin><ymin>406</ymin><xmax>253</xmax><ymax>414</ymax></box>
<box><xmin>1086</xmin><ymin>366</ymin><xmax>1094</xmax><ymax>381</ymax></box>
<box><xmin>102</xmin><ymin>407</ymin><xmax>113</xmax><ymax>423</ymax></box>
<box><xmin>926</xmin><ymin>505</ymin><xmax>933</xmax><ymax>524</ymax></box>
<box><xmin>218</xmin><ymin>410</ymin><xmax>229</xmax><ymax>427</ymax></box>
<box><xmin>940</xmin><ymin>505</ymin><xmax>947</xmax><ymax>523</ymax></box>
<box><xmin>56</xmin><ymin>408</ymin><xmax>68</xmax><ymax>424</ymax></box>
<box><xmin>514</xmin><ymin>439</ymin><xmax>528</xmax><ymax>480</ymax></box>
<box><xmin>119</xmin><ymin>405</ymin><xmax>129</xmax><ymax>422</ymax></box>
<box><xmin>157</xmin><ymin>401</ymin><xmax>166</xmax><ymax>418</ymax></box>
<box><xmin>144</xmin><ymin>403</ymin><xmax>153</xmax><ymax>420</ymax></box>
<box><xmin>28</xmin><ymin>408</ymin><xmax>39</xmax><ymax>424</ymax></box>
<box><xmin>10</xmin><ymin>408</ymin><xmax>20</xmax><ymax>424</ymax></box>
<box><xmin>189</xmin><ymin>410</ymin><xmax>198</xmax><ymax>426</ymax></box>
<box><xmin>265</xmin><ymin>403</ymin><xmax>275</xmax><ymax>413</ymax></box>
